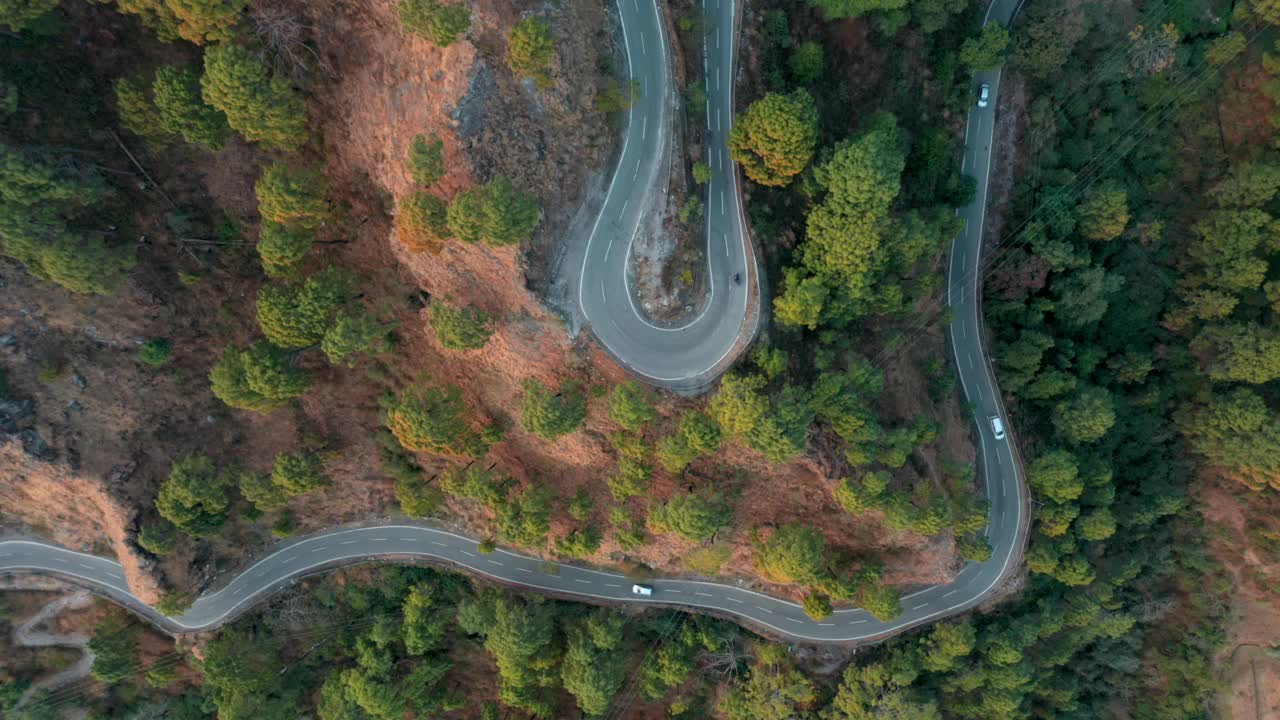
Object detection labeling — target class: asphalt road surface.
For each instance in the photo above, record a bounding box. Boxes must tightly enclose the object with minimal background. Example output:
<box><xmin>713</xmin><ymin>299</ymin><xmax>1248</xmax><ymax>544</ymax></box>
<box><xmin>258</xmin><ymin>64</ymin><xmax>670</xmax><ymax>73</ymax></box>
<box><xmin>0</xmin><ymin>0</ymin><xmax>1028</xmax><ymax>643</ymax></box>
<box><xmin>577</xmin><ymin>0</ymin><xmax>756</xmax><ymax>390</ymax></box>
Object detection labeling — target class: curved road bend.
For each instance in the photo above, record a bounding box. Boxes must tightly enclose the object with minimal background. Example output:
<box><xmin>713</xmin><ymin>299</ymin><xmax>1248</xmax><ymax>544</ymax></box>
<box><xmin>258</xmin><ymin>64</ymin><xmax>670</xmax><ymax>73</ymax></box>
<box><xmin>577</xmin><ymin>0</ymin><xmax>756</xmax><ymax>390</ymax></box>
<box><xmin>0</xmin><ymin>0</ymin><xmax>1029</xmax><ymax>644</ymax></box>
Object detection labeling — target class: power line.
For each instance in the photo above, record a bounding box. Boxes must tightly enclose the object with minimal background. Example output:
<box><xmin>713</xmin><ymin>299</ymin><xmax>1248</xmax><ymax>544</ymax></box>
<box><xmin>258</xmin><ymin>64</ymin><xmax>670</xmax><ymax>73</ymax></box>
<box><xmin>861</xmin><ymin>20</ymin><xmax>1261</xmax><ymax>376</ymax></box>
<box><xmin>603</xmin><ymin>610</ymin><xmax>690</xmax><ymax>720</ymax></box>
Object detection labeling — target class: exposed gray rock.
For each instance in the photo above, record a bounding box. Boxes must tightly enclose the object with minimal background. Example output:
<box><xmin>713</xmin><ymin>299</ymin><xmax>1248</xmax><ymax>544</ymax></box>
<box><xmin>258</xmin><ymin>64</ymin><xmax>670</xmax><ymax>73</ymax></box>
<box><xmin>0</xmin><ymin>397</ymin><xmax>33</xmax><ymax>434</ymax></box>
<box><xmin>19</xmin><ymin>429</ymin><xmax>52</xmax><ymax>460</ymax></box>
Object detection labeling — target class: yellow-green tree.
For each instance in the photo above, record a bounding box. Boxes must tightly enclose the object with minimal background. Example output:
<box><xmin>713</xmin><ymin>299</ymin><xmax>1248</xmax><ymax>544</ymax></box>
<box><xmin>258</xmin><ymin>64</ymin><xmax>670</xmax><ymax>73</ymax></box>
<box><xmin>507</xmin><ymin>17</ymin><xmax>555</xmax><ymax>87</ymax></box>
<box><xmin>385</xmin><ymin>384</ymin><xmax>488</xmax><ymax>457</ymax></box>
<box><xmin>728</xmin><ymin>90</ymin><xmax>818</xmax><ymax>187</ymax></box>
<box><xmin>202</xmin><ymin>44</ymin><xmax>309</xmax><ymax>150</ymax></box>
<box><xmin>209</xmin><ymin>341</ymin><xmax>311</xmax><ymax>411</ymax></box>
<box><xmin>255</xmin><ymin>161</ymin><xmax>328</xmax><ymax>229</ymax></box>
<box><xmin>398</xmin><ymin>191</ymin><xmax>450</xmax><ymax>253</ymax></box>
<box><xmin>754</xmin><ymin>523</ymin><xmax>826</xmax><ymax>585</ymax></box>
<box><xmin>446</xmin><ymin>176</ymin><xmax>540</xmax><ymax>246</ymax></box>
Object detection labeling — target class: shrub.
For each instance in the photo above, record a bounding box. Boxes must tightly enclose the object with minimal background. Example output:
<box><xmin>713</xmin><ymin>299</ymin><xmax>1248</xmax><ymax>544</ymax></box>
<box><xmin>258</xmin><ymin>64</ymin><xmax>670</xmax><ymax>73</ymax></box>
<box><xmin>648</xmin><ymin>491</ymin><xmax>732</xmax><ymax>542</ymax></box>
<box><xmin>202</xmin><ymin>44</ymin><xmax>309</xmax><ymax>151</ymax></box>
<box><xmin>608</xmin><ymin>381</ymin><xmax>657</xmax><ymax>431</ymax></box>
<box><xmin>398</xmin><ymin>191</ymin><xmax>450</xmax><ymax>253</ymax></box>
<box><xmin>609</xmin><ymin>506</ymin><xmax>647</xmax><ymax>551</ymax></box>
<box><xmin>447</xmin><ymin>176</ymin><xmax>540</xmax><ymax>246</ymax></box>
<box><xmin>271</xmin><ymin>451</ymin><xmax>328</xmax><ymax>495</ymax></box>
<box><xmin>115</xmin><ymin>76</ymin><xmax>172</xmax><ymax>143</ymax></box>
<box><xmin>496</xmin><ymin>486</ymin><xmax>551</xmax><ymax>547</ymax></box>
<box><xmin>88</xmin><ymin>616</ymin><xmax>139</xmax><ymax>683</ymax></box>
<box><xmin>255</xmin><ymin>161</ymin><xmax>328</xmax><ymax>229</ymax></box>
<box><xmin>568</xmin><ymin>488</ymin><xmax>594</xmax><ymax>521</ymax></box>
<box><xmin>754</xmin><ymin>523</ymin><xmax>826</xmax><ymax>585</ymax></box>
<box><xmin>257</xmin><ymin>221</ymin><xmax>314</xmax><ymax>276</ymax></box>
<box><xmin>801</xmin><ymin>593</ymin><xmax>833</xmax><ymax>621</ymax></box>
<box><xmin>858</xmin><ymin>582</ymin><xmax>902</xmax><ymax>621</ymax></box>
<box><xmin>321</xmin><ymin>309</ymin><xmax>391</xmax><ymax>367</ymax></box>
<box><xmin>209</xmin><ymin>341</ymin><xmax>311</xmax><ymax>411</ymax></box>
<box><xmin>407</xmin><ymin>133</ymin><xmax>446</xmax><ymax>186</ymax></box>
<box><xmin>255</xmin><ymin>268</ymin><xmax>351</xmax><ymax>348</ymax></box>
<box><xmin>398</xmin><ymin>0</ymin><xmax>471</xmax><ymax>47</ymax></box>
<box><xmin>139</xmin><ymin>338</ymin><xmax>172</xmax><ymax>366</ymax></box>
<box><xmin>153</xmin><ymin>65</ymin><xmax>231</xmax><ymax>149</ymax></box>
<box><xmin>385</xmin><ymin>384</ymin><xmax>487</xmax><ymax>456</ymax></box>
<box><xmin>521</xmin><ymin>378</ymin><xmax>586</xmax><ymax>439</ymax></box>
<box><xmin>156</xmin><ymin>590</ymin><xmax>194</xmax><ymax>616</ymax></box>
<box><xmin>555</xmin><ymin>525</ymin><xmax>602</xmax><ymax>558</ymax></box>
<box><xmin>441</xmin><ymin>465</ymin><xmax>510</xmax><ymax>507</ymax></box>
<box><xmin>395</xmin><ymin>472</ymin><xmax>444</xmax><ymax>516</ymax></box>
<box><xmin>270</xmin><ymin>510</ymin><xmax>298</xmax><ymax>538</ymax></box>
<box><xmin>429</xmin><ymin>302</ymin><xmax>494</xmax><ymax>350</ymax></box>
<box><xmin>155</xmin><ymin>455</ymin><xmax>232</xmax><ymax>538</ymax></box>
<box><xmin>958</xmin><ymin>534</ymin><xmax>993</xmax><ymax>562</ymax></box>
<box><xmin>239</xmin><ymin>471</ymin><xmax>288</xmax><ymax>512</ymax></box>
<box><xmin>607</xmin><ymin>457</ymin><xmax>651</xmax><ymax>500</ymax></box>
<box><xmin>657</xmin><ymin>410</ymin><xmax>722</xmax><ymax>472</ymax></box>
<box><xmin>137</xmin><ymin>521</ymin><xmax>180</xmax><ymax>555</ymax></box>
<box><xmin>789</xmin><ymin>41</ymin><xmax>824</xmax><ymax>83</ymax></box>
<box><xmin>692</xmin><ymin>160</ymin><xmax>711</xmax><ymax>184</ymax></box>
<box><xmin>507</xmin><ymin>17</ymin><xmax>555</xmax><ymax>87</ymax></box>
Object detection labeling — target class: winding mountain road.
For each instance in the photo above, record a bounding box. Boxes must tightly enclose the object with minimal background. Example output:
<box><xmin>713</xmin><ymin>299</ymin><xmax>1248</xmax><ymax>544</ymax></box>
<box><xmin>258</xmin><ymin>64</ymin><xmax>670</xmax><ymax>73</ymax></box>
<box><xmin>577</xmin><ymin>0</ymin><xmax>757</xmax><ymax>390</ymax></box>
<box><xmin>0</xmin><ymin>0</ymin><xmax>1028</xmax><ymax>644</ymax></box>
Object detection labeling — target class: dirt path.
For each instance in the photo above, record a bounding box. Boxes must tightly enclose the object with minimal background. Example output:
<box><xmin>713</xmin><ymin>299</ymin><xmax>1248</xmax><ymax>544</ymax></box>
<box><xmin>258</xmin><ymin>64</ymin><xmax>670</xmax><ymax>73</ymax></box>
<box><xmin>13</xmin><ymin>591</ymin><xmax>95</xmax><ymax>706</ymax></box>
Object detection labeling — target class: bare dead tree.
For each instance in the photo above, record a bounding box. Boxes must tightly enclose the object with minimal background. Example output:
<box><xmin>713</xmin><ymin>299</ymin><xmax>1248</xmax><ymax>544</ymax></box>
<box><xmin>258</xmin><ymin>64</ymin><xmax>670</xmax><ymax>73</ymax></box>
<box><xmin>251</xmin><ymin>5</ymin><xmax>332</xmax><ymax>81</ymax></box>
<box><xmin>701</xmin><ymin>635</ymin><xmax>748</xmax><ymax>679</ymax></box>
<box><xmin>271</xmin><ymin>591</ymin><xmax>328</xmax><ymax>632</ymax></box>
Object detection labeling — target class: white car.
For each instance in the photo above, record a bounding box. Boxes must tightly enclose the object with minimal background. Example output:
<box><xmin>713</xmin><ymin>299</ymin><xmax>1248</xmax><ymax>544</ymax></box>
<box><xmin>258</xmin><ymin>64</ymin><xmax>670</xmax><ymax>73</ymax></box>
<box><xmin>631</xmin><ymin>584</ymin><xmax>653</xmax><ymax>597</ymax></box>
<box><xmin>990</xmin><ymin>415</ymin><xmax>1006</xmax><ymax>440</ymax></box>
<box><xmin>977</xmin><ymin>84</ymin><xmax>990</xmax><ymax>108</ymax></box>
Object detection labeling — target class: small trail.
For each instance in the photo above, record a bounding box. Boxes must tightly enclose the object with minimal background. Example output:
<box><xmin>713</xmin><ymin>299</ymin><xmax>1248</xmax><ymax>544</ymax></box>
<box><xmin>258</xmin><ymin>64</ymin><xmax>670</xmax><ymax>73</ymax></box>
<box><xmin>12</xmin><ymin>591</ymin><xmax>95</xmax><ymax>706</ymax></box>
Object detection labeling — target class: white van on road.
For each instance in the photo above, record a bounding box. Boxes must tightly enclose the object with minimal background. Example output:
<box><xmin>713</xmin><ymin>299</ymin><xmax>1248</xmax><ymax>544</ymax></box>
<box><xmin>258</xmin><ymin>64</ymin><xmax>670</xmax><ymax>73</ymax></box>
<box><xmin>990</xmin><ymin>415</ymin><xmax>1006</xmax><ymax>440</ymax></box>
<box><xmin>632</xmin><ymin>584</ymin><xmax>653</xmax><ymax>597</ymax></box>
